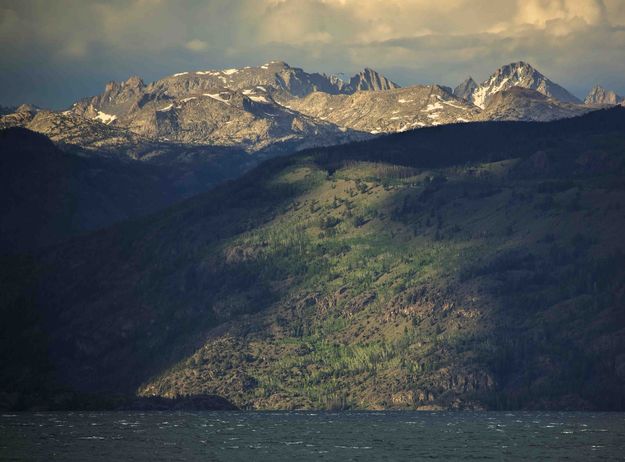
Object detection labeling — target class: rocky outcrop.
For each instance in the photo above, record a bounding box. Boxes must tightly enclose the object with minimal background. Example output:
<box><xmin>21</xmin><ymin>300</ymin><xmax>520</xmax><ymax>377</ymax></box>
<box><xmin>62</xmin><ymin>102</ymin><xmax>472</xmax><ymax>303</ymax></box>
<box><xmin>113</xmin><ymin>88</ymin><xmax>360</xmax><ymax>151</ymax></box>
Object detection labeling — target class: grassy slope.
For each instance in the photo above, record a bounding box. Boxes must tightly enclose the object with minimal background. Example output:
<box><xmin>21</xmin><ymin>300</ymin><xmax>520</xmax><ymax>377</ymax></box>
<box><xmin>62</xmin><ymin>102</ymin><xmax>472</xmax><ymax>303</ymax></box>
<box><xmin>3</xmin><ymin>109</ymin><xmax>625</xmax><ymax>410</ymax></box>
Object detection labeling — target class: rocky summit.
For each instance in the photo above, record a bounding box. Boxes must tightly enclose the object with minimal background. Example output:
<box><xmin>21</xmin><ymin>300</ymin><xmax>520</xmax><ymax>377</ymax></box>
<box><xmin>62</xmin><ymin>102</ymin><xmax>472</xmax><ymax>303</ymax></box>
<box><xmin>460</xmin><ymin>61</ymin><xmax>581</xmax><ymax>109</ymax></box>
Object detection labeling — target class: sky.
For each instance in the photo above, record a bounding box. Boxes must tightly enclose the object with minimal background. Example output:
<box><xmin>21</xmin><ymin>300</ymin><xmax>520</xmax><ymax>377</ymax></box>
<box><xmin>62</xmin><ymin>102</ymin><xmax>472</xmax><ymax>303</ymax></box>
<box><xmin>1</xmin><ymin>0</ymin><xmax>625</xmax><ymax>108</ymax></box>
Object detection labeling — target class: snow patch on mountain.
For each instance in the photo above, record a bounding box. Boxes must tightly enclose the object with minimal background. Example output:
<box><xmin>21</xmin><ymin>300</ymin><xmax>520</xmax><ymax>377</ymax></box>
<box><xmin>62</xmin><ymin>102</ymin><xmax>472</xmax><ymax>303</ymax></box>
<box><xmin>204</xmin><ymin>93</ymin><xmax>231</xmax><ymax>105</ymax></box>
<box><xmin>94</xmin><ymin>111</ymin><xmax>117</xmax><ymax>124</ymax></box>
<box><xmin>249</xmin><ymin>95</ymin><xmax>270</xmax><ymax>103</ymax></box>
<box><xmin>424</xmin><ymin>102</ymin><xmax>444</xmax><ymax>112</ymax></box>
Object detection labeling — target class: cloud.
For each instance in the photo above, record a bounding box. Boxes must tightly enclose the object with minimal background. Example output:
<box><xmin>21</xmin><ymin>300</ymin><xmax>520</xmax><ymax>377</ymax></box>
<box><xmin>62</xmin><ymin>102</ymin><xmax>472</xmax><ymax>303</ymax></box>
<box><xmin>0</xmin><ymin>0</ymin><xmax>623</xmax><ymax>107</ymax></box>
<box><xmin>185</xmin><ymin>39</ymin><xmax>209</xmax><ymax>52</ymax></box>
<box><xmin>515</xmin><ymin>0</ymin><xmax>607</xmax><ymax>26</ymax></box>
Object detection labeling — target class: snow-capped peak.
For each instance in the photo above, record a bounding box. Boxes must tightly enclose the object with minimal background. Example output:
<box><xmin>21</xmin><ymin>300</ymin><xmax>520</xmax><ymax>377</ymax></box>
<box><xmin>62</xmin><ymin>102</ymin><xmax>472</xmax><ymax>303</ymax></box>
<box><xmin>465</xmin><ymin>61</ymin><xmax>580</xmax><ymax>109</ymax></box>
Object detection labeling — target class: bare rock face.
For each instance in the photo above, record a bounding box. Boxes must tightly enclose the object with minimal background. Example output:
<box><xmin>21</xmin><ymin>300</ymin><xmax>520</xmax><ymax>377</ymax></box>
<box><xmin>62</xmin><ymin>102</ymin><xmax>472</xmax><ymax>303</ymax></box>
<box><xmin>22</xmin><ymin>110</ymin><xmax>157</xmax><ymax>157</ymax></box>
<box><xmin>464</xmin><ymin>62</ymin><xmax>581</xmax><ymax>109</ymax></box>
<box><xmin>67</xmin><ymin>62</ymin><xmax>400</xmax><ymax>122</ymax></box>
<box><xmin>15</xmin><ymin>103</ymin><xmax>41</xmax><ymax>113</ymax></box>
<box><xmin>585</xmin><ymin>85</ymin><xmax>624</xmax><ymax>106</ymax></box>
<box><xmin>143</xmin><ymin>61</ymin><xmax>346</xmax><ymax>101</ymax></box>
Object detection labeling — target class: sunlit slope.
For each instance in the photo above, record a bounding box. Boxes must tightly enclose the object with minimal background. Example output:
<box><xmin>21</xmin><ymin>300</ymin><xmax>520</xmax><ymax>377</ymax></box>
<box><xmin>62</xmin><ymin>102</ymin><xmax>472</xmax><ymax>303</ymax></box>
<box><xmin>140</xmin><ymin>146</ymin><xmax>625</xmax><ymax>410</ymax></box>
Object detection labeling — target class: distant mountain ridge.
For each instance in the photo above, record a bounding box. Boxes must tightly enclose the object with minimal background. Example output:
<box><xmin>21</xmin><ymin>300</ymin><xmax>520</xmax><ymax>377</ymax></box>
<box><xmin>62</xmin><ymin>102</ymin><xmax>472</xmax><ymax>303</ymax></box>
<box><xmin>287</xmin><ymin>84</ymin><xmax>480</xmax><ymax>133</ymax></box>
<box><xmin>72</xmin><ymin>61</ymin><xmax>398</xmax><ymax>119</ymax></box>
<box><xmin>1</xmin><ymin>60</ymin><xmax>597</xmax><ymax>157</ymax></box>
<box><xmin>6</xmin><ymin>60</ymin><xmax>619</xmax><ymax>140</ymax></box>
<box><xmin>0</xmin><ymin>60</ymin><xmax>604</xmax><ymax>209</ymax></box>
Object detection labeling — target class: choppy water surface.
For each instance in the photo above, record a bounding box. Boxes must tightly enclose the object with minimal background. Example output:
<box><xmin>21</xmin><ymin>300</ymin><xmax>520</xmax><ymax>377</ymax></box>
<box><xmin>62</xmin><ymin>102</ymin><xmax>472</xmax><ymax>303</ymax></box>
<box><xmin>1</xmin><ymin>411</ymin><xmax>624</xmax><ymax>461</ymax></box>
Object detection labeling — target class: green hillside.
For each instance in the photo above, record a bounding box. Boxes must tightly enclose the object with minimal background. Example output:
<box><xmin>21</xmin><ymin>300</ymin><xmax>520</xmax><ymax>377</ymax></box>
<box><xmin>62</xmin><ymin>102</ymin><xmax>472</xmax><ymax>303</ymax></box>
<box><xmin>2</xmin><ymin>109</ymin><xmax>625</xmax><ymax>411</ymax></box>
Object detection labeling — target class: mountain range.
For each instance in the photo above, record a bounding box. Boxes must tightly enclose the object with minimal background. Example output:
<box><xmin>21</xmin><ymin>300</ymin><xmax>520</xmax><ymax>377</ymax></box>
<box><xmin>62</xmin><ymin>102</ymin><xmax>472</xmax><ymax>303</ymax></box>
<box><xmin>1</xmin><ymin>59</ymin><xmax>625</xmax><ymax>412</ymax></box>
<box><xmin>2</xmin><ymin>60</ymin><xmax>617</xmax><ymax>159</ymax></box>
<box><xmin>0</xmin><ymin>61</ymin><xmax>615</xmax><ymax>240</ymax></box>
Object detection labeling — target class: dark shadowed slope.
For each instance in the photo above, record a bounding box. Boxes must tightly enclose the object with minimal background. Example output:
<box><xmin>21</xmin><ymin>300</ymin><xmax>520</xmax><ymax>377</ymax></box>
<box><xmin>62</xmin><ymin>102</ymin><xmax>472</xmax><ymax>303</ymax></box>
<box><xmin>0</xmin><ymin>128</ymin><xmax>190</xmax><ymax>253</ymax></box>
<box><xmin>2</xmin><ymin>108</ymin><xmax>625</xmax><ymax>411</ymax></box>
<box><xmin>308</xmin><ymin>107</ymin><xmax>625</xmax><ymax>170</ymax></box>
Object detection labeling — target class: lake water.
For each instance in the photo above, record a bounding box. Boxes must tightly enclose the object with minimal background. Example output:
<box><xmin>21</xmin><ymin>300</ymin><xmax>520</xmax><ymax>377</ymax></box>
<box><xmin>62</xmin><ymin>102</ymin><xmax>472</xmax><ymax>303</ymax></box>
<box><xmin>1</xmin><ymin>411</ymin><xmax>624</xmax><ymax>461</ymax></box>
